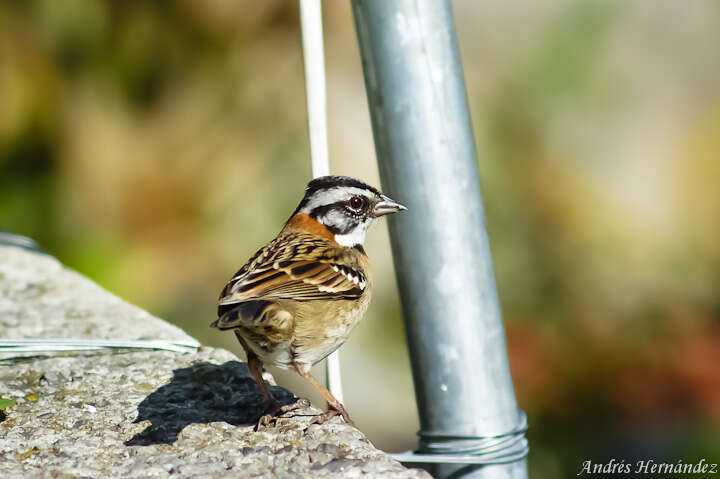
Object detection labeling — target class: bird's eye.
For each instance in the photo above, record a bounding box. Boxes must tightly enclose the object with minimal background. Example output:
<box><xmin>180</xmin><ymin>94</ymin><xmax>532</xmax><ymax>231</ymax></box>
<box><xmin>349</xmin><ymin>196</ymin><xmax>364</xmax><ymax>210</ymax></box>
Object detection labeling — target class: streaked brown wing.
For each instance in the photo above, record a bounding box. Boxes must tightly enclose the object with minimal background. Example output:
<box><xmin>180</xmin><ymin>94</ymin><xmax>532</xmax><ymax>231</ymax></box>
<box><xmin>218</xmin><ymin>234</ymin><xmax>366</xmax><ymax>309</ymax></box>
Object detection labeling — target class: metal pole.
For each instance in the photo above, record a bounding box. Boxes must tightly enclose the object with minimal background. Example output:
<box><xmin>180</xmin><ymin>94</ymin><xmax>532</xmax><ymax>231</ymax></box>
<box><xmin>351</xmin><ymin>2</ymin><xmax>528</xmax><ymax>478</ymax></box>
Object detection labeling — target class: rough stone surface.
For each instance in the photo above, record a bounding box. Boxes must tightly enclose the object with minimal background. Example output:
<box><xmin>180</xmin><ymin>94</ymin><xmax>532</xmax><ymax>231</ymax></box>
<box><xmin>0</xmin><ymin>245</ymin><xmax>430</xmax><ymax>478</ymax></box>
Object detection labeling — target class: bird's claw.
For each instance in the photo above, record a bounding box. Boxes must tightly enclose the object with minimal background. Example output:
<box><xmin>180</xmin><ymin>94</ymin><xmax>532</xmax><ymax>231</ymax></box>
<box><xmin>254</xmin><ymin>413</ymin><xmax>275</xmax><ymax>431</ymax></box>
<box><xmin>253</xmin><ymin>398</ymin><xmax>310</xmax><ymax>431</ymax></box>
<box><xmin>308</xmin><ymin>405</ymin><xmax>354</xmax><ymax>427</ymax></box>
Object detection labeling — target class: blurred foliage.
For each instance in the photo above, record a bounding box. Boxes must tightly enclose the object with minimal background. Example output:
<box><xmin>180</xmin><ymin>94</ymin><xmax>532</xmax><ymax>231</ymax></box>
<box><xmin>1</xmin><ymin>0</ymin><xmax>719</xmax><ymax>477</ymax></box>
<box><xmin>0</xmin><ymin>395</ymin><xmax>15</xmax><ymax>411</ymax></box>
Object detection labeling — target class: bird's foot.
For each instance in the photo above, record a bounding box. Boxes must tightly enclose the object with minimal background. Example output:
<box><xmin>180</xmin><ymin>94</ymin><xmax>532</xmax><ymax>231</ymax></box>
<box><xmin>308</xmin><ymin>404</ymin><xmax>354</xmax><ymax>427</ymax></box>
<box><xmin>254</xmin><ymin>398</ymin><xmax>310</xmax><ymax>431</ymax></box>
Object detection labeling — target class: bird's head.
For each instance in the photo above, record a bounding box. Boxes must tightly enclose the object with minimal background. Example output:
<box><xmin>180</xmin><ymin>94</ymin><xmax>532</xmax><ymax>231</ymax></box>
<box><xmin>290</xmin><ymin>175</ymin><xmax>406</xmax><ymax>247</ymax></box>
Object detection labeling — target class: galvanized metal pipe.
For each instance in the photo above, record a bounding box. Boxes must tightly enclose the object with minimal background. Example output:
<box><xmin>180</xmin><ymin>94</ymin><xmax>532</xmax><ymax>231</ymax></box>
<box><xmin>351</xmin><ymin>1</ymin><xmax>528</xmax><ymax>477</ymax></box>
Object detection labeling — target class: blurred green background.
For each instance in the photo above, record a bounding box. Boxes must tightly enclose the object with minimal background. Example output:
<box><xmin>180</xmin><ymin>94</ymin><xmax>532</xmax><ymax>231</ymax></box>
<box><xmin>1</xmin><ymin>0</ymin><xmax>718</xmax><ymax>476</ymax></box>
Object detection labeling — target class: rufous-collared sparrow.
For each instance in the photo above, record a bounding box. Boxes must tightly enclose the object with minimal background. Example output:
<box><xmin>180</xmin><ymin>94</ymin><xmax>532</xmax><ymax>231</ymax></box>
<box><xmin>212</xmin><ymin>175</ymin><xmax>406</xmax><ymax>426</ymax></box>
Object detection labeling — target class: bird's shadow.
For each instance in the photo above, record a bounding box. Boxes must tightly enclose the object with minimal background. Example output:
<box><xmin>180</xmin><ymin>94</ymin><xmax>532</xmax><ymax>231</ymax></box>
<box><xmin>124</xmin><ymin>361</ymin><xmax>295</xmax><ymax>446</ymax></box>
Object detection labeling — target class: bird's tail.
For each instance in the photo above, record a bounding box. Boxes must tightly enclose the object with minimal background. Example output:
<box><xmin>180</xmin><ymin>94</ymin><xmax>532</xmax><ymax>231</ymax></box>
<box><xmin>211</xmin><ymin>301</ymin><xmax>270</xmax><ymax>330</ymax></box>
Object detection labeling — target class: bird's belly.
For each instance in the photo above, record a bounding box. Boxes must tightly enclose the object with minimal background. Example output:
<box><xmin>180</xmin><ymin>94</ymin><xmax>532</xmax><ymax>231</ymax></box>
<box><xmin>305</xmin><ymin>320</ymin><xmax>355</xmax><ymax>366</ymax></box>
<box><xmin>237</xmin><ymin>295</ymin><xmax>370</xmax><ymax>370</ymax></box>
<box><xmin>239</xmin><ymin>334</ymin><xmax>295</xmax><ymax>370</ymax></box>
<box><xmin>291</xmin><ymin>297</ymin><xmax>369</xmax><ymax>367</ymax></box>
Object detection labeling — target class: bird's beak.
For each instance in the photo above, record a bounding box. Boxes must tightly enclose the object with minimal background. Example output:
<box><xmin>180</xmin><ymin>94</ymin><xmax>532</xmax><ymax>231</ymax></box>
<box><xmin>373</xmin><ymin>195</ymin><xmax>407</xmax><ymax>217</ymax></box>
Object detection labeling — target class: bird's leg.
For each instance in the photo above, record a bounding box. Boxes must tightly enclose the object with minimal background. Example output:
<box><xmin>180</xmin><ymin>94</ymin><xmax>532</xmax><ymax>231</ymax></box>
<box><xmin>235</xmin><ymin>331</ymin><xmax>277</xmax><ymax>408</ymax></box>
<box><xmin>235</xmin><ymin>331</ymin><xmax>304</xmax><ymax>430</ymax></box>
<box><xmin>247</xmin><ymin>353</ymin><xmax>278</xmax><ymax>410</ymax></box>
<box><xmin>295</xmin><ymin>365</ymin><xmax>353</xmax><ymax>426</ymax></box>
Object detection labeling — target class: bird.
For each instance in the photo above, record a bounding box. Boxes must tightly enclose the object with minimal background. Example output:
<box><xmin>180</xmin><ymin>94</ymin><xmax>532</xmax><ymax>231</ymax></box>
<box><xmin>212</xmin><ymin>175</ymin><xmax>406</xmax><ymax>427</ymax></box>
